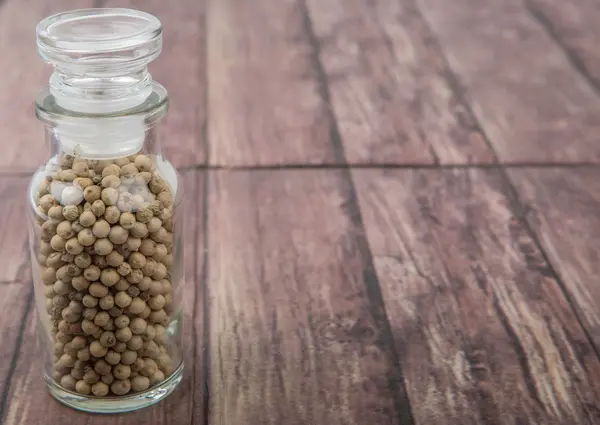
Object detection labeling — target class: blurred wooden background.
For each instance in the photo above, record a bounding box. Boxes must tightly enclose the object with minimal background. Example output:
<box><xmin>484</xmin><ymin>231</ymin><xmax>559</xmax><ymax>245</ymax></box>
<box><xmin>3</xmin><ymin>0</ymin><xmax>600</xmax><ymax>424</ymax></box>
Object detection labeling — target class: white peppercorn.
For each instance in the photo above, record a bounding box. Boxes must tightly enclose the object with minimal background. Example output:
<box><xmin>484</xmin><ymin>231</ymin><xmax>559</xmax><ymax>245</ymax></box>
<box><xmin>94</xmin><ymin>359</ymin><xmax>112</xmax><ymax>376</ymax></box>
<box><xmin>77</xmin><ymin>228</ymin><xmax>96</xmax><ymax>246</ymax></box>
<box><xmin>116</xmin><ymin>327</ymin><xmax>133</xmax><ymax>342</ymax></box>
<box><xmin>102</xmin><ymin>164</ymin><xmax>120</xmax><ymax>178</ymax></box>
<box><xmin>149</xmin><ymin>280</ymin><xmax>163</xmax><ymax>296</ymax></box>
<box><xmin>114</xmin><ymin>315</ymin><xmax>130</xmax><ymax>329</ymax></box>
<box><xmin>104</xmin><ymin>206</ymin><xmax>120</xmax><ymax>224</ymax></box>
<box><xmin>99</xmin><ymin>294</ymin><xmax>115</xmax><ymax>311</ymax></box>
<box><xmin>148</xmin><ymin>294</ymin><xmax>166</xmax><ymax>311</ymax></box>
<box><xmin>105</xmin><ymin>350</ymin><xmax>121</xmax><ymax>365</ymax></box>
<box><xmin>114</xmin><ymin>279</ymin><xmax>130</xmax><ymax>292</ymax></box>
<box><xmin>79</xmin><ymin>211</ymin><xmax>96</xmax><ymax>227</ymax></box>
<box><xmin>150</xmin><ymin>370</ymin><xmax>165</xmax><ymax>386</ymax></box>
<box><xmin>94</xmin><ymin>310</ymin><xmax>110</xmax><ymax>327</ymax></box>
<box><xmin>113</xmin><ymin>341</ymin><xmax>128</xmax><ymax>353</ymax></box>
<box><xmin>130</xmin><ymin>318</ymin><xmax>147</xmax><ymax>335</ymax></box>
<box><xmin>152</xmin><ymin>263</ymin><xmax>167</xmax><ymax>280</ymax></box>
<box><xmin>82</xmin><ymin>319</ymin><xmax>99</xmax><ymax>336</ymax></box>
<box><xmin>126</xmin><ymin>237</ymin><xmax>142</xmax><ymax>252</ymax></box>
<box><xmin>131</xmin><ymin>375</ymin><xmax>150</xmax><ymax>392</ymax></box>
<box><xmin>89</xmin><ymin>282</ymin><xmax>109</xmax><ymax>298</ymax></box>
<box><xmin>72</xmin><ymin>276</ymin><xmax>91</xmax><ymax>291</ymax></box>
<box><xmin>50</xmin><ymin>234</ymin><xmax>66</xmax><ymax>252</ymax></box>
<box><xmin>127</xmin><ymin>269</ymin><xmax>143</xmax><ymax>284</ymax></box>
<box><xmin>83</xmin><ymin>369</ymin><xmax>100</xmax><ymax>385</ymax></box>
<box><xmin>106</xmin><ymin>251</ymin><xmax>123</xmax><ymax>267</ymax></box>
<box><xmin>108</xmin><ymin>225</ymin><xmax>128</xmax><ymax>244</ymax></box>
<box><xmin>111</xmin><ymin>379</ymin><xmax>131</xmax><ymax>396</ymax></box>
<box><xmin>128</xmin><ymin>252</ymin><xmax>146</xmax><ymax>269</ymax></box>
<box><xmin>61</xmin><ymin>374</ymin><xmax>77</xmax><ymax>391</ymax></box>
<box><xmin>149</xmin><ymin>309</ymin><xmax>167</xmax><ymax>325</ymax></box>
<box><xmin>141</xmin><ymin>358</ymin><xmax>158</xmax><ymax>377</ymax></box>
<box><xmin>119</xmin><ymin>212</ymin><xmax>136</xmax><ymax>230</ymax></box>
<box><xmin>108</xmin><ymin>306</ymin><xmax>123</xmax><ymax>318</ymax></box>
<box><xmin>77</xmin><ymin>346</ymin><xmax>90</xmax><ymax>362</ymax></box>
<box><xmin>130</xmin><ymin>222</ymin><xmax>148</xmax><ymax>239</ymax></box>
<box><xmin>62</xmin><ymin>205</ymin><xmax>79</xmax><ymax>221</ymax></box>
<box><xmin>117</xmin><ymin>262</ymin><xmax>132</xmax><ymax>277</ymax></box>
<box><xmin>100</xmin><ymin>331</ymin><xmax>116</xmax><ymax>348</ymax></box>
<box><xmin>70</xmin><ymin>336</ymin><xmax>87</xmax><ymax>350</ymax></box>
<box><xmin>74</xmin><ymin>252</ymin><xmax>92</xmax><ymax>269</ymax></box>
<box><xmin>100</xmin><ymin>268</ymin><xmax>120</xmax><ymax>287</ymax></box>
<box><xmin>126</xmin><ymin>335</ymin><xmax>143</xmax><ymax>351</ymax></box>
<box><xmin>152</xmin><ymin>244</ymin><xmax>167</xmax><ymax>262</ymax></box>
<box><xmin>121</xmin><ymin>350</ymin><xmax>137</xmax><ymax>365</ymax></box>
<box><xmin>65</xmin><ymin>237</ymin><xmax>84</xmax><ymax>255</ymax></box>
<box><xmin>91</xmin><ymin>381</ymin><xmax>109</xmax><ymax>396</ymax></box>
<box><xmin>94</xmin><ymin>238</ymin><xmax>113</xmax><ymax>256</ymax></box>
<box><xmin>113</xmin><ymin>364</ymin><xmax>131</xmax><ymax>380</ymax></box>
<box><xmin>139</xmin><ymin>305</ymin><xmax>152</xmax><ymax>320</ymax></box>
<box><xmin>90</xmin><ymin>341</ymin><xmax>108</xmax><ymax>358</ymax></box>
<box><xmin>142</xmin><ymin>325</ymin><xmax>156</xmax><ymax>342</ymax></box>
<box><xmin>115</xmin><ymin>291</ymin><xmax>132</xmax><ymax>308</ymax></box>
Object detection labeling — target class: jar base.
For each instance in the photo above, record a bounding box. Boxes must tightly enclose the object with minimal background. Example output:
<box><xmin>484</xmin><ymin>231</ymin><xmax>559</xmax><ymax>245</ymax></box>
<box><xmin>45</xmin><ymin>363</ymin><xmax>184</xmax><ymax>413</ymax></box>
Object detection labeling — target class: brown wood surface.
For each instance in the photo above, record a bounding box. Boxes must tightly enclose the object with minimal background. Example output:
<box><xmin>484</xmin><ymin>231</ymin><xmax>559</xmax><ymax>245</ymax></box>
<box><xmin>417</xmin><ymin>0</ymin><xmax>600</xmax><ymax>164</ymax></box>
<box><xmin>0</xmin><ymin>171</ymin><xmax>204</xmax><ymax>425</ymax></box>
<box><xmin>0</xmin><ymin>0</ymin><xmax>95</xmax><ymax>173</ymax></box>
<box><xmin>206</xmin><ymin>170</ymin><xmax>411</xmax><ymax>425</ymax></box>
<box><xmin>101</xmin><ymin>0</ymin><xmax>207</xmax><ymax>168</ymax></box>
<box><xmin>305</xmin><ymin>0</ymin><xmax>494</xmax><ymax>165</ymax></box>
<box><xmin>508</xmin><ymin>168</ymin><xmax>600</xmax><ymax>348</ymax></box>
<box><xmin>207</xmin><ymin>0</ymin><xmax>339</xmax><ymax>166</ymax></box>
<box><xmin>4</xmin><ymin>0</ymin><xmax>600</xmax><ymax>424</ymax></box>
<box><xmin>524</xmin><ymin>0</ymin><xmax>600</xmax><ymax>91</ymax></box>
<box><xmin>354</xmin><ymin>169</ymin><xmax>600</xmax><ymax>424</ymax></box>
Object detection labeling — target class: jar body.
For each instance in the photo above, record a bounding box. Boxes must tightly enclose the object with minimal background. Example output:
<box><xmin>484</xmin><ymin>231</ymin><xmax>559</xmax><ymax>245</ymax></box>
<box><xmin>27</xmin><ymin>116</ymin><xmax>185</xmax><ymax>412</ymax></box>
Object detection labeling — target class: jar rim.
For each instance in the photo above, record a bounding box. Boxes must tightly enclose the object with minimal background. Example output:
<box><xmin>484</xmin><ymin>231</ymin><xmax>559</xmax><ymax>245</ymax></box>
<box><xmin>37</xmin><ymin>8</ymin><xmax>162</xmax><ymax>56</ymax></box>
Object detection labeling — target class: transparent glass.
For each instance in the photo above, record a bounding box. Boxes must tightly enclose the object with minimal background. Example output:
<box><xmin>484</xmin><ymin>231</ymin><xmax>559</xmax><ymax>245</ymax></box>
<box><xmin>27</xmin><ymin>9</ymin><xmax>184</xmax><ymax>413</ymax></box>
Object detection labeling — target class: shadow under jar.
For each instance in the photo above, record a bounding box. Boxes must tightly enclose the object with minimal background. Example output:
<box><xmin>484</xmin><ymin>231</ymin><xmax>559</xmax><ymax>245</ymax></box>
<box><xmin>27</xmin><ymin>8</ymin><xmax>185</xmax><ymax>413</ymax></box>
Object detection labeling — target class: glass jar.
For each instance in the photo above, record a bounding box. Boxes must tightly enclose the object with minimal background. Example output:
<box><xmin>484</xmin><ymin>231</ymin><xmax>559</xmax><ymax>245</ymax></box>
<box><xmin>27</xmin><ymin>9</ymin><xmax>184</xmax><ymax>413</ymax></box>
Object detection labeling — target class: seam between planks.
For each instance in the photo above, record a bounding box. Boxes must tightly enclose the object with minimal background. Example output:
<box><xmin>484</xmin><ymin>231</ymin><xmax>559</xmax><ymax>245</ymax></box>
<box><xmin>299</xmin><ymin>1</ymin><xmax>416</xmax><ymax>424</ymax></box>
<box><xmin>179</xmin><ymin>163</ymin><xmax>600</xmax><ymax>172</ymax></box>
<box><xmin>413</xmin><ymin>0</ymin><xmax>600</xmax><ymax>363</ymax></box>
<box><xmin>522</xmin><ymin>0</ymin><xmax>600</xmax><ymax>98</ymax></box>
<box><xmin>0</xmin><ymin>286</ymin><xmax>34</xmax><ymax>425</ymax></box>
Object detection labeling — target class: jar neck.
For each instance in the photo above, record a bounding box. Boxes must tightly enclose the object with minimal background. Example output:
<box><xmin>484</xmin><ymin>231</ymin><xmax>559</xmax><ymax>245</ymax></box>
<box><xmin>35</xmin><ymin>82</ymin><xmax>169</xmax><ymax>161</ymax></box>
<box><xmin>49</xmin><ymin>65</ymin><xmax>153</xmax><ymax>115</ymax></box>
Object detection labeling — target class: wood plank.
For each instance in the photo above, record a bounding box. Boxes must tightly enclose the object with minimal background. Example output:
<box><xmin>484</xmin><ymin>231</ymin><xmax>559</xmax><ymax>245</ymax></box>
<box><xmin>0</xmin><ymin>176</ymin><xmax>32</xmax><ymax>284</ymax></box>
<box><xmin>0</xmin><ymin>0</ymin><xmax>95</xmax><ymax>173</ymax></box>
<box><xmin>102</xmin><ymin>0</ymin><xmax>206</xmax><ymax>168</ymax></box>
<box><xmin>524</xmin><ymin>0</ymin><xmax>600</xmax><ymax>89</ymax></box>
<box><xmin>207</xmin><ymin>0</ymin><xmax>338</xmax><ymax>166</ymax></box>
<box><xmin>509</xmin><ymin>168</ymin><xmax>600</xmax><ymax>348</ymax></box>
<box><xmin>0</xmin><ymin>284</ymin><xmax>32</xmax><ymax>410</ymax></box>
<box><xmin>417</xmin><ymin>0</ymin><xmax>600</xmax><ymax>163</ymax></box>
<box><xmin>304</xmin><ymin>0</ymin><xmax>494</xmax><ymax>165</ymax></box>
<box><xmin>353</xmin><ymin>169</ymin><xmax>600</xmax><ymax>425</ymax></box>
<box><xmin>1</xmin><ymin>171</ymin><xmax>204</xmax><ymax>425</ymax></box>
<box><xmin>207</xmin><ymin>170</ymin><xmax>409</xmax><ymax>424</ymax></box>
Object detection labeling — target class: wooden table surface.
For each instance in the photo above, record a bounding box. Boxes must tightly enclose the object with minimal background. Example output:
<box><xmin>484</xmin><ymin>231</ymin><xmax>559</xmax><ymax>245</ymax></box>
<box><xmin>2</xmin><ymin>0</ymin><xmax>600</xmax><ymax>424</ymax></box>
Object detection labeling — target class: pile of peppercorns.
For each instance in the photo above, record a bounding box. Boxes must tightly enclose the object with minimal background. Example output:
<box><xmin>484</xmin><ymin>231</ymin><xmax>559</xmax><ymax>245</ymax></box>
<box><xmin>35</xmin><ymin>153</ymin><xmax>177</xmax><ymax>397</ymax></box>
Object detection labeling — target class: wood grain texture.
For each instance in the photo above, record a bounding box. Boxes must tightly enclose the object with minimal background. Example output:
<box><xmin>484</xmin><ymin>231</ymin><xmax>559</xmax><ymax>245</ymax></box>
<box><xmin>304</xmin><ymin>0</ymin><xmax>493</xmax><ymax>165</ymax></box>
<box><xmin>509</xmin><ymin>168</ymin><xmax>600</xmax><ymax>349</ymax></box>
<box><xmin>524</xmin><ymin>0</ymin><xmax>600</xmax><ymax>89</ymax></box>
<box><xmin>0</xmin><ymin>284</ymin><xmax>32</xmax><ymax>410</ymax></box>
<box><xmin>207</xmin><ymin>170</ymin><xmax>409</xmax><ymax>425</ymax></box>
<box><xmin>1</xmin><ymin>171</ymin><xmax>204</xmax><ymax>425</ymax></box>
<box><xmin>0</xmin><ymin>0</ymin><xmax>95</xmax><ymax>173</ymax></box>
<box><xmin>417</xmin><ymin>0</ymin><xmax>600</xmax><ymax>163</ymax></box>
<box><xmin>207</xmin><ymin>0</ymin><xmax>338</xmax><ymax>166</ymax></box>
<box><xmin>0</xmin><ymin>176</ymin><xmax>32</xmax><ymax>284</ymax></box>
<box><xmin>102</xmin><ymin>0</ymin><xmax>206</xmax><ymax>168</ymax></box>
<box><xmin>353</xmin><ymin>169</ymin><xmax>600</xmax><ymax>425</ymax></box>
